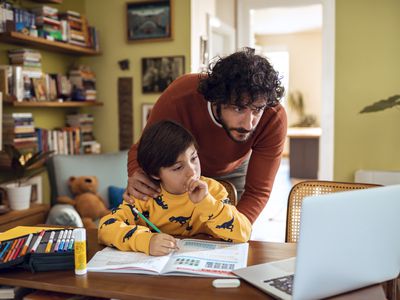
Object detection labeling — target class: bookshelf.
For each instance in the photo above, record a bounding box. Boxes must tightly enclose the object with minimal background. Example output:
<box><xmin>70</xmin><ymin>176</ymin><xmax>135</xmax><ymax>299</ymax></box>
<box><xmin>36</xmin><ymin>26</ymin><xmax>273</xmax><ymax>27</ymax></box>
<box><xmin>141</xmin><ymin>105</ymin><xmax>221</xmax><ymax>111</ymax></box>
<box><xmin>4</xmin><ymin>101</ymin><xmax>103</xmax><ymax>108</ymax></box>
<box><xmin>0</xmin><ymin>32</ymin><xmax>100</xmax><ymax>56</ymax></box>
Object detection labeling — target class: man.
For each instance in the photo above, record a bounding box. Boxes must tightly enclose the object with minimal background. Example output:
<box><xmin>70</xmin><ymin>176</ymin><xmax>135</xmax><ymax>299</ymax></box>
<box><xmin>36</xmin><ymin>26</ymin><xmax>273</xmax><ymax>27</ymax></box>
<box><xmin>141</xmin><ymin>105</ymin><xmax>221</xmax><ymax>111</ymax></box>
<box><xmin>126</xmin><ymin>47</ymin><xmax>287</xmax><ymax>224</ymax></box>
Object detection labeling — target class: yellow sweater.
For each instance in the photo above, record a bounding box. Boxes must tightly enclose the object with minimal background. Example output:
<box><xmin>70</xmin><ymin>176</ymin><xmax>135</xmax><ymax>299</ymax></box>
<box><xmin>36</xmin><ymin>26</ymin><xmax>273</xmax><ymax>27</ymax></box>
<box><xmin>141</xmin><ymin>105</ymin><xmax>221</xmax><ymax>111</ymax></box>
<box><xmin>98</xmin><ymin>177</ymin><xmax>252</xmax><ymax>254</ymax></box>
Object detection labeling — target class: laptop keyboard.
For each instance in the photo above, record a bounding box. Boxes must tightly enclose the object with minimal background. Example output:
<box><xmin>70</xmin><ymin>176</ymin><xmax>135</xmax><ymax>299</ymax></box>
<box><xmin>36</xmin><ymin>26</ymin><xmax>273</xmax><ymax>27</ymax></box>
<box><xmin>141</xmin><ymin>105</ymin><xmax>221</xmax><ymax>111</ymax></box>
<box><xmin>264</xmin><ymin>274</ymin><xmax>294</xmax><ymax>295</ymax></box>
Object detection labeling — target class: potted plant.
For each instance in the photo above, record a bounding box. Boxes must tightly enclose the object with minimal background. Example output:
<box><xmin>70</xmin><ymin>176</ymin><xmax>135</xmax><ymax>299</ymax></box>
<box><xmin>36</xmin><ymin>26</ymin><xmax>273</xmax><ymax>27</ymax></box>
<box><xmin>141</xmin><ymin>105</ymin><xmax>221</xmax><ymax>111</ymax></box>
<box><xmin>2</xmin><ymin>144</ymin><xmax>53</xmax><ymax>210</ymax></box>
<box><xmin>359</xmin><ymin>94</ymin><xmax>400</xmax><ymax>113</ymax></box>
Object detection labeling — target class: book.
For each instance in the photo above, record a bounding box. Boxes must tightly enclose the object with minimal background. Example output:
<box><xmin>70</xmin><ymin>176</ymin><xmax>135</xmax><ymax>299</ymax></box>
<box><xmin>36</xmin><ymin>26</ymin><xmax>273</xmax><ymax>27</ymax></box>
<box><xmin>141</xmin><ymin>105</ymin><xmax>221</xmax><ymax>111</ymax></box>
<box><xmin>87</xmin><ymin>238</ymin><xmax>249</xmax><ymax>278</ymax></box>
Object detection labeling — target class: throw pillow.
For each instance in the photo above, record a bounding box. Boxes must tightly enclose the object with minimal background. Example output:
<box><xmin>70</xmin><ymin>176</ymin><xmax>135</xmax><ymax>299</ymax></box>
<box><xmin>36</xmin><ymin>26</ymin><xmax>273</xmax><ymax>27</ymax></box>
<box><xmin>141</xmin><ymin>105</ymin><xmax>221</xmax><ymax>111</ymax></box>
<box><xmin>108</xmin><ymin>186</ymin><xmax>125</xmax><ymax>209</ymax></box>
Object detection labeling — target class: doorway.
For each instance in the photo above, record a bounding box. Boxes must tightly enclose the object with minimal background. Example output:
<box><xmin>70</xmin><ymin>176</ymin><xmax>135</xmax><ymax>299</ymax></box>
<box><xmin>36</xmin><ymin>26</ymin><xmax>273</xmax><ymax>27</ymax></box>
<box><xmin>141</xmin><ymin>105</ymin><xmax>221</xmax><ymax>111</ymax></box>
<box><xmin>237</xmin><ymin>0</ymin><xmax>335</xmax><ymax>241</ymax></box>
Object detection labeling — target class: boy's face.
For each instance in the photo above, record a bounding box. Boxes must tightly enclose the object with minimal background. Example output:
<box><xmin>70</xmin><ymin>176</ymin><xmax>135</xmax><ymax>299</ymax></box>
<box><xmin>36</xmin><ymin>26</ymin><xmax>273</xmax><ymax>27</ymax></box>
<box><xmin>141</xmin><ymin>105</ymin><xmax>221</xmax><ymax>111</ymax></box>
<box><xmin>154</xmin><ymin>144</ymin><xmax>201</xmax><ymax>195</ymax></box>
<box><xmin>216</xmin><ymin>97</ymin><xmax>267</xmax><ymax>143</ymax></box>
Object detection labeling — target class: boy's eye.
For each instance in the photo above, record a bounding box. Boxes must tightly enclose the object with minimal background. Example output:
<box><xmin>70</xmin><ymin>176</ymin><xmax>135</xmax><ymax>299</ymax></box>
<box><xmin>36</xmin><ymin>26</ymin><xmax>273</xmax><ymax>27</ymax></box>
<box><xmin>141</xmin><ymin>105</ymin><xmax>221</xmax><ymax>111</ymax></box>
<box><xmin>172</xmin><ymin>165</ymin><xmax>182</xmax><ymax>171</ymax></box>
<box><xmin>233</xmin><ymin>106</ymin><xmax>245</xmax><ymax>113</ymax></box>
<box><xmin>191</xmin><ymin>155</ymin><xmax>198</xmax><ymax>162</ymax></box>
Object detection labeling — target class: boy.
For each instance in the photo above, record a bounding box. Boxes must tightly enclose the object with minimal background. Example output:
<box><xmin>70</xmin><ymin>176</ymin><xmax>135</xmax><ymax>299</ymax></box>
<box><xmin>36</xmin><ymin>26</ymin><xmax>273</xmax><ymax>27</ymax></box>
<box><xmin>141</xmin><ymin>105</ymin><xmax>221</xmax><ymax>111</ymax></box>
<box><xmin>98</xmin><ymin>120</ymin><xmax>251</xmax><ymax>256</ymax></box>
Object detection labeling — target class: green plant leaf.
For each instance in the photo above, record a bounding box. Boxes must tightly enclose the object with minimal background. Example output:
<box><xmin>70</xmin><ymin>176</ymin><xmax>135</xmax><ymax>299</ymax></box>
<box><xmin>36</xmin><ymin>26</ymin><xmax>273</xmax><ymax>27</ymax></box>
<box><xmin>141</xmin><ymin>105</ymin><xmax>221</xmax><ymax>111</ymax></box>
<box><xmin>359</xmin><ymin>94</ymin><xmax>400</xmax><ymax>113</ymax></box>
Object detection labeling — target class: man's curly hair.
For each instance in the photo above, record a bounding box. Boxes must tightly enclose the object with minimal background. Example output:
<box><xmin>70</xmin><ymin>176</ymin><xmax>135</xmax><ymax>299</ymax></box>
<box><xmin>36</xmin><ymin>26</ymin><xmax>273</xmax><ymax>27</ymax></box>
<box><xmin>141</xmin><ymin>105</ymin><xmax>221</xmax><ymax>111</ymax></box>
<box><xmin>198</xmin><ymin>47</ymin><xmax>284</xmax><ymax>107</ymax></box>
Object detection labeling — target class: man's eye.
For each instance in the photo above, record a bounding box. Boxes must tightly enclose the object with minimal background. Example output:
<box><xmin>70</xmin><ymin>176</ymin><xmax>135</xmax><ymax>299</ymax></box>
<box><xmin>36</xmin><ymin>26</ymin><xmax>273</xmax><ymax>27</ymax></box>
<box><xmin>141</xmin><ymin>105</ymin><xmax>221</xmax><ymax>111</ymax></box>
<box><xmin>233</xmin><ymin>106</ymin><xmax>244</xmax><ymax>112</ymax></box>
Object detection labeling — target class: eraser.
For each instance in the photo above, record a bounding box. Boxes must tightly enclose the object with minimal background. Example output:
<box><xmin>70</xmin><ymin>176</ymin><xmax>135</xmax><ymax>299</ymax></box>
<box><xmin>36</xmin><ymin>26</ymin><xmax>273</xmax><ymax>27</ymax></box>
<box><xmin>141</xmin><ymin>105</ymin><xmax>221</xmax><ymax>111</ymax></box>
<box><xmin>212</xmin><ymin>279</ymin><xmax>241</xmax><ymax>288</ymax></box>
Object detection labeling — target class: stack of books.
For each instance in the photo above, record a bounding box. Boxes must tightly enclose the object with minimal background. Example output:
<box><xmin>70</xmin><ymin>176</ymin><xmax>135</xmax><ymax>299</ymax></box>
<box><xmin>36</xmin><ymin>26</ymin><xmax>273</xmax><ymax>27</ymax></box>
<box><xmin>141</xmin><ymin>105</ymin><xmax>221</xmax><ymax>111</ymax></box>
<box><xmin>1</xmin><ymin>112</ymin><xmax>38</xmax><ymax>168</ymax></box>
<box><xmin>66</xmin><ymin>114</ymin><xmax>100</xmax><ymax>154</ymax></box>
<box><xmin>59</xmin><ymin>10</ymin><xmax>88</xmax><ymax>47</ymax></box>
<box><xmin>69</xmin><ymin>66</ymin><xmax>96</xmax><ymax>101</ymax></box>
<box><xmin>32</xmin><ymin>6</ymin><xmax>62</xmax><ymax>41</ymax></box>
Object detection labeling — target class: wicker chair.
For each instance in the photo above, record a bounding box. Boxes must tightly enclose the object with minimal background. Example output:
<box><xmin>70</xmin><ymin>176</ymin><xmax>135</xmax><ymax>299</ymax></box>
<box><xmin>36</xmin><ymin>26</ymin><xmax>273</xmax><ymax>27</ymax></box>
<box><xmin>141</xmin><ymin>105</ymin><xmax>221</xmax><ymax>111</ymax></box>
<box><xmin>286</xmin><ymin>180</ymin><xmax>380</xmax><ymax>243</ymax></box>
<box><xmin>217</xmin><ymin>179</ymin><xmax>238</xmax><ymax>206</ymax></box>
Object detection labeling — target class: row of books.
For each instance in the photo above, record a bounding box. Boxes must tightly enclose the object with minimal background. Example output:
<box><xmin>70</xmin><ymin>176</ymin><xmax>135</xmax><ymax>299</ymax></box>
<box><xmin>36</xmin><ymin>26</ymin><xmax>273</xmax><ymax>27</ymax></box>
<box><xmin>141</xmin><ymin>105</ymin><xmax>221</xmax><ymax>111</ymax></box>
<box><xmin>0</xmin><ymin>113</ymin><xmax>101</xmax><ymax>168</ymax></box>
<box><xmin>0</xmin><ymin>60</ymin><xmax>96</xmax><ymax>102</ymax></box>
<box><xmin>0</xmin><ymin>3</ymin><xmax>100</xmax><ymax>50</ymax></box>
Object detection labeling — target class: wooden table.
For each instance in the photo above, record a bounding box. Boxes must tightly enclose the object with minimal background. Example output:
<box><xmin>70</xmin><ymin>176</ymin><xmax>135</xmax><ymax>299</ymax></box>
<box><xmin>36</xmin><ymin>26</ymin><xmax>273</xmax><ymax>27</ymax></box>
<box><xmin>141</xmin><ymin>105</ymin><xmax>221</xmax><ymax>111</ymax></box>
<box><xmin>0</xmin><ymin>229</ymin><xmax>386</xmax><ymax>300</ymax></box>
<box><xmin>0</xmin><ymin>204</ymin><xmax>49</xmax><ymax>232</ymax></box>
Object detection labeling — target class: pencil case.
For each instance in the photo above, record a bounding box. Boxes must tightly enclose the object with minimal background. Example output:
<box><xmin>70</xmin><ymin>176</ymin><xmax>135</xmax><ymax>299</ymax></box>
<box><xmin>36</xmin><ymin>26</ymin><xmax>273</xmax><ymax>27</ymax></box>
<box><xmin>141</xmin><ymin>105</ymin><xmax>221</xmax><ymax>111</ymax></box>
<box><xmin>0</xmin><ymin>229</ymin><xmax>77</xmax><ymax>273</ymax></box>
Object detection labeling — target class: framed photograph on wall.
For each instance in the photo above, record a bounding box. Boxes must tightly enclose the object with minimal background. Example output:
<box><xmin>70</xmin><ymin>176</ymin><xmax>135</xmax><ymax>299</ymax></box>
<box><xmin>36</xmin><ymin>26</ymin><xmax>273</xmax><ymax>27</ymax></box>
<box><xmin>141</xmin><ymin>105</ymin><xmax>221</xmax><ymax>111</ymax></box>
<box><xmin>142</xmin><ymin>55</ymin><xmax>185</xmax><ymax>93</ymax></box>
<box><xmin>127</xmin><ymin>0</ymin><xmax>173</xmax><ymax>42</ymax></box>
<box><xmin>141</xmin><ymin>103</ymin><xmax>154</xmax><ymax>130</ymax></box>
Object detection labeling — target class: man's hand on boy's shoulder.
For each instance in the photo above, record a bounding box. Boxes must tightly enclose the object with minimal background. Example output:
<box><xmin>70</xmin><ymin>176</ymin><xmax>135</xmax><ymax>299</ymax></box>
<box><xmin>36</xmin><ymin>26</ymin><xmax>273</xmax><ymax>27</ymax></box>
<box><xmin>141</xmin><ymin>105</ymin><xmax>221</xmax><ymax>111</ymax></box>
<box><xmin>187</xmin><ymin>177</ymin><xmax>209</xmax><ymax>204</ymax></box>
<box><xmin>124</xmin><ymin>168</ymin><xmax>161</xmax><ymax>203</ymax></box>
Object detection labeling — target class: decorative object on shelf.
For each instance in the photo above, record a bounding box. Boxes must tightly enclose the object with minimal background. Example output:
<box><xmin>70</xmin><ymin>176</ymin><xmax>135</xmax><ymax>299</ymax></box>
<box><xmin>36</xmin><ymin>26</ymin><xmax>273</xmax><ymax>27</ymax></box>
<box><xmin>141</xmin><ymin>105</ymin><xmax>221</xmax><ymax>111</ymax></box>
<box><xmin>287</xmin><ymin>91</ymin><xmax>317</xmax><ymax>127</ymax></box>
<box><xmin>141</xmin><ymin>103</ymin><xmax>154</xmax><ymax>130</ymax></box>
<box><xmin>2</xmin><ymin>144</ymin><xmax>53</xmax><ymax>210</ymax></box>
<box><xmin>141</xmin><ymin>55</ymin><xmax>184</xmax><ymax>93</ymax></box>
<box><xmin>24</xmin><ymin>175</ymin><xmax>43</xmax><ymax>204</ymax></box>
<box><xmin>127</xmin><ymin>0</ymin><xmax>172</xmax><ymax>42</ymax></box>
<box><xmin>118</xmin><ymin>59</ymin><xmax>130</xmax><ymax>71</ymax></box>
<box><xmin>359</xmin><ymin>94</ymin><xmax>400</xmax><ymax>113</ymax></box>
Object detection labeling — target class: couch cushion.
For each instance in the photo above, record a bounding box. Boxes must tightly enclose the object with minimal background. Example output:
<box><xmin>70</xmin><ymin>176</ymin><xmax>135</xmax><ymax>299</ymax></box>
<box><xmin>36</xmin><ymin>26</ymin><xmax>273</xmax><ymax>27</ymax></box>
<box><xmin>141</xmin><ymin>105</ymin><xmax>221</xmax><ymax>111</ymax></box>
<box><xmin>108</xmin><ymin>185</ymin><xmax>125</xmax><ymax>209</ymax></box>
<box><xmin>47</xmin><ymin>151</ymin><xmax>128</xmax><ymax>207</ymax></box>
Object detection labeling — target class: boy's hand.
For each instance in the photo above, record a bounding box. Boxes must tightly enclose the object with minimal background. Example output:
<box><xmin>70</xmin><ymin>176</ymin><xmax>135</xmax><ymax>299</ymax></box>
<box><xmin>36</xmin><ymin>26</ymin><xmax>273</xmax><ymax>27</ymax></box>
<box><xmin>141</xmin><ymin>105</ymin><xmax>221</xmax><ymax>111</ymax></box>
<box><xmin>123</xmin><ymin>169</ymin><xmax>161</xmax><ymax>203</ymax></box>
<box><xmin>187</xmin><ymin>178</ymin><xmax>208</xmax><ymax>204</ymax></box>
<box><xmin>149</xmin><ymin>234</ymin><xmax>179</xmax><ymax>256</ymax></box>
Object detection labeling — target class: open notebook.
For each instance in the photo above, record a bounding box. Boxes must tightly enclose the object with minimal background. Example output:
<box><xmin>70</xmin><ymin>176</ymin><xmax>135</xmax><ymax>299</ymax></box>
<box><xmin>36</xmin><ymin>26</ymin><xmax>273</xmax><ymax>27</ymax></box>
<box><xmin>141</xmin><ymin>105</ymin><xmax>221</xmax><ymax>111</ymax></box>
<box><xmin>234</xmin><ymin>184</ymin><xmax>400</xmax><ymax>300</ymax></box>
<box><xmin>88</xmin><ymin>238</ymin><xmax>248</xmax><ymax>277</ymax></box>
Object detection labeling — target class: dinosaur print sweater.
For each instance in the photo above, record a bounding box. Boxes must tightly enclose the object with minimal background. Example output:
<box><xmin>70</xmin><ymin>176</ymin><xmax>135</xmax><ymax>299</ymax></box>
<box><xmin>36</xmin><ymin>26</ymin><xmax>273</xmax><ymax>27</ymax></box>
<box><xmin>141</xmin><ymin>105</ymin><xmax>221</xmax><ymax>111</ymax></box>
<box><xmin>98</xmin><ymin>177</ymin><xmax>252</xmax><ymax>255</ymax></box>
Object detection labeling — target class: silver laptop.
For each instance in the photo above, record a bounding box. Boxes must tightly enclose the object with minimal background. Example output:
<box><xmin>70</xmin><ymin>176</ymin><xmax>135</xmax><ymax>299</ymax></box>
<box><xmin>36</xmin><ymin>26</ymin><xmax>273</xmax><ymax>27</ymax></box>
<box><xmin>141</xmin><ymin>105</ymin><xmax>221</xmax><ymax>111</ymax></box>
<box><xmin>234</xmin><ymin>185</ymin><xmax>400</xmax><ymax>300</ymax></box>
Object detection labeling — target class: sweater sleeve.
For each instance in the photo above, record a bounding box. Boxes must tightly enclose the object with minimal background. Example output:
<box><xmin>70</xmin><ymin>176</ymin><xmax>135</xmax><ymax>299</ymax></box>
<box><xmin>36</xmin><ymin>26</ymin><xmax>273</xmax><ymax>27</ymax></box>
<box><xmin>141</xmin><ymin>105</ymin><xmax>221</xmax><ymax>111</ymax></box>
<box><xmin>193</xmin><ymin>179</ymin><xmax>252</xmax><ymax>243</ymax></box>
<box><xmin>97</xmin><ymin>201</ymin><xmax>155</xmax><ymax>254</ymax></box>
<box><xmin>236</xmin><ymin>107</ymin><xmax>287</xmax><ymax>223</ymax></box>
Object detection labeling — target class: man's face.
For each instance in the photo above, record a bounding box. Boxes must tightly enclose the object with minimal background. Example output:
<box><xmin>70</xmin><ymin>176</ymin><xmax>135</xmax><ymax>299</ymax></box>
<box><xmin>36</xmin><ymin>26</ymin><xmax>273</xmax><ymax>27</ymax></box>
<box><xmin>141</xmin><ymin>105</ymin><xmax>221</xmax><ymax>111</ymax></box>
<box><xmin>216</xmin><ymin>98</ymin><xmax>267</xmax><ymax>143</ymax></box>
<box><xmin>153</xmin><ymin>144</ymin><xmax>201</xmax><ymax>195</ymax></box>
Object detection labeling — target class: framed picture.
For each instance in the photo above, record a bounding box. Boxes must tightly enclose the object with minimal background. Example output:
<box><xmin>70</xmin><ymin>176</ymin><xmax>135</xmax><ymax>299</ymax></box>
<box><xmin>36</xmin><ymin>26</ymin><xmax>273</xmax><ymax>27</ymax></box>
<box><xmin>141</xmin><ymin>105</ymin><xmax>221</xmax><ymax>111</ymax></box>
<box><xmin>141</xmin><ymin>103</ymin><xmax>154</xmax><ymax>130</ymax></box>
<box><xmin>142</xmin><ymin>55</ymin><xmax>185</xmax><ymax>93</ymax></box>
<box><xmin>25</xmin><ymin>175</ymin><xmax>43</xmax><ymax>204</ymax></box>
<box><xmin>127</xmin><ymin>0</ymin><xmax>173</xmax><ymax>42</ymax></box>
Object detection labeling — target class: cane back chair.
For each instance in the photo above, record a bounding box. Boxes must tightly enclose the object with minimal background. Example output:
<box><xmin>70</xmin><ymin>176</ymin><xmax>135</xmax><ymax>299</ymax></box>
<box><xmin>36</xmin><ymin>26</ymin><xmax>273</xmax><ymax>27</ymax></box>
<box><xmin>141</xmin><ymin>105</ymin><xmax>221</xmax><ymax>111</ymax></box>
<box><xmin>286</xmin><ymin>180</ymin><xmax>380</xmax><ymax>243</ymax></box>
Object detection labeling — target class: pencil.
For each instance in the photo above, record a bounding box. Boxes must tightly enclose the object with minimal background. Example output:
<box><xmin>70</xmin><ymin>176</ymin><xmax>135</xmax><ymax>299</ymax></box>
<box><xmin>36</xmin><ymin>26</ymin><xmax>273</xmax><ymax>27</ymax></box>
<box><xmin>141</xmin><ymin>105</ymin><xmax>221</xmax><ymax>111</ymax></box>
<box><xmin>20</xmin><ymin>234</ymin><xmax>33</xmax><ymax>256</ymax></box>
<box><xmin>131</xmin><ymin>206</ymin><xmax>161</xmax><ymax>233</ymax></box>
<box><xmin>45</xmin><ymin>231</ymin><xmax>55</xmax><ymax>253</ymax></box>
<box><xmin>30</xmin><ymin>230</ymin><xmax>45</xmax><ymax>253</ymax></box>
<box><xmin>0</xmin><ymin>241</ymin><xmax>11</xmax><ymax>261</ymax></box>
<box><xmin>10</xmin><ymin>238</ymin><xmax>25</xmax><ymax>261</ymax></box>
<box><xmin>3</xmin><ymin>239</ymin><xmax>18</xmax><ymax>262</ymax></box>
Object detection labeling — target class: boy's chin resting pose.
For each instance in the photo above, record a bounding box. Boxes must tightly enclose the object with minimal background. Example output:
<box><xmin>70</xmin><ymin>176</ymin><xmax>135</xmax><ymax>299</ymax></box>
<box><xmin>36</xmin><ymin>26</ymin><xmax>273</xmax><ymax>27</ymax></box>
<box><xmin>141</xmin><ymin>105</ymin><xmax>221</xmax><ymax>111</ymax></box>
<box><xmin>98</xmin><ymin>120</ymin><xmax>252</xmax><ymax>256</ymax></box>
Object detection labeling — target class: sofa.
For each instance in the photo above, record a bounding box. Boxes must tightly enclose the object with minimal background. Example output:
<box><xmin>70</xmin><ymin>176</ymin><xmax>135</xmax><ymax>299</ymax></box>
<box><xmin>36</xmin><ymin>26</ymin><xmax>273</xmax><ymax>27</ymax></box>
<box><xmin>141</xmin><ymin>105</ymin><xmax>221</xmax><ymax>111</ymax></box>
<box><xmin>46</xmin><ymin>151</ymin><xmax>128</xmax><ymax>227</ymax></box>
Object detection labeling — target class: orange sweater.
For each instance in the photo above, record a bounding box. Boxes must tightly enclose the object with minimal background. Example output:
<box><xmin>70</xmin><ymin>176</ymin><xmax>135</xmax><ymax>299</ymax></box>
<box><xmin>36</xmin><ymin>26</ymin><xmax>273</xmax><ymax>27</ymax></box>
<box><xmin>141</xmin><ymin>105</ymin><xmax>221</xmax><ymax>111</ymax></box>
<box><xmin>128</xmin><ymin>74</ymin><xmax>287</xmax><ymax>223</ymax></box>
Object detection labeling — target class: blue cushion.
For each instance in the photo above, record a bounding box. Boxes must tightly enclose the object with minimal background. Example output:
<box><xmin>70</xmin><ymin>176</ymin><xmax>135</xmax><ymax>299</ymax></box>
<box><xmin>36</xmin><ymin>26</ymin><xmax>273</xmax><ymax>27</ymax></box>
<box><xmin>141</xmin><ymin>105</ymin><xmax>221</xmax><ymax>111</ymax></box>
<box><xmin>108</xmin><ymin>186</ymin><xmax>125</xmax><ymax>209</ymax></box>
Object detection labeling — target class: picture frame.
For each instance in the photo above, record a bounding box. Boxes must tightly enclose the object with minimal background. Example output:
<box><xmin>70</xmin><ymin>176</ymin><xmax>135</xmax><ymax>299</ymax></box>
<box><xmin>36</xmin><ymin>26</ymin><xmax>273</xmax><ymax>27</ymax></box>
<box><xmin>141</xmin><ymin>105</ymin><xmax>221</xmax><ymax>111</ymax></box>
<box><xmin>24</xmin><ymin>175</ymin><xmax>43</xmax><ymax>204</ymax></box>
<box><xmin>127</xmin><ymin>0</ymin><xmax>173</xmax><ymax>42</ymax></box>
<box><xmin>141</xmin><ymin>103</ymin><xmax>154</xmax><ymax>130</ymax></box>
<box><xmin>142</xmin><ymin>55</ymin><xmax>185</xmax><ymax>93</ymax></box>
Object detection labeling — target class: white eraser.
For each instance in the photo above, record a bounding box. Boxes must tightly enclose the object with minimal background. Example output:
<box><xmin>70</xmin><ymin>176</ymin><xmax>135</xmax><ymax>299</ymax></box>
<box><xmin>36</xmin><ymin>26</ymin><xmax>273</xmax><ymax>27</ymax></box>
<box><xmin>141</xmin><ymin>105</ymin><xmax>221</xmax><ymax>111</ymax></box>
<box><xmin>212</xmin><ymin>279</ymin><xmax>241</xmax><ymax>288</ymax></box>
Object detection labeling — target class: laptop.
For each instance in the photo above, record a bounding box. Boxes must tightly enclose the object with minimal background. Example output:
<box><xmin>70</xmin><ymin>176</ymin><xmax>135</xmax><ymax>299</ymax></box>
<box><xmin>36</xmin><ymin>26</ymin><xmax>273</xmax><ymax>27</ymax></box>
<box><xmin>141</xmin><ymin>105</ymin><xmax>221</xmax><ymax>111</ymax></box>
<box><xmin>234</xmin><ymin>185</ymin><xmax>400</xmax><ymax>300</ymax></box>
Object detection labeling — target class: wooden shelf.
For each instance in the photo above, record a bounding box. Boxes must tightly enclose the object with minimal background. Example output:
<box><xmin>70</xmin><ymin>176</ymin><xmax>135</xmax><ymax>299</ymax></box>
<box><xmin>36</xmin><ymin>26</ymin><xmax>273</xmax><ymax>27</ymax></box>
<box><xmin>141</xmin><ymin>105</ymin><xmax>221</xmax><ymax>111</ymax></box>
<box><xmin>4</xmin><ymin>101</ymin><xmax>103</xmax><ymax>108</ymax></box>
<box><xmin>0</xmin><ymin>32</ymin><xmax>100</xmax><ymax>56</ymax></box>
<box><xmin>32</xmin><ymin>0</ymin><xmax>63</xmax><ymax>3</ymax></box>
<box><xmin>0</xmin><ymin>203</ymin><xmax>50</xmax><ymax>232</ymax></box>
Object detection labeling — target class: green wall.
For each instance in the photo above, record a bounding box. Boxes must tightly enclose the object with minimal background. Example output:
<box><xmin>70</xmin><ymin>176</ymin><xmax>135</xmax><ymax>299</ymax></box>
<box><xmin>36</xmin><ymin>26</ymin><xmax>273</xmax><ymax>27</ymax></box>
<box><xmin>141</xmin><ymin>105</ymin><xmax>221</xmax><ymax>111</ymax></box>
<box><xmin>334</xmin><ymin>0</ymin><xmax>400</xmax><ymax>181</ymax></box>
<box><xmin>83</xmin><ymin>0</ymin><xmax>191</xmax><ymax>153</ymax></box>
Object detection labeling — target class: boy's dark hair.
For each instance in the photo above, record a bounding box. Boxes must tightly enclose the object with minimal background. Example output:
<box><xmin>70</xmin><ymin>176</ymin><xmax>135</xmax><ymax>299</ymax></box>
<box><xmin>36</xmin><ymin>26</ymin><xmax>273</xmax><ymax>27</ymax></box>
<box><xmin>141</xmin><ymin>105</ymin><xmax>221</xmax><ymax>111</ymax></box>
<box><xmin>198</xmin><ymin>47</ymin><xmax>284</xmax><ymax>108</ymax></box>
<box><xmin>138</xmin><ymin>120</ymin><xmax>197</xmax><ymax>177</ymax></box>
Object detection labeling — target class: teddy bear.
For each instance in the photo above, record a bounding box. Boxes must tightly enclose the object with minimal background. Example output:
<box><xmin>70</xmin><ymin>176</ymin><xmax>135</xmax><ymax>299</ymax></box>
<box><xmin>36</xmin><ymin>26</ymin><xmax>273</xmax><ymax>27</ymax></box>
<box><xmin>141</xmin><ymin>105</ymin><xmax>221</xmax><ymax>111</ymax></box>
<box><xmin>57</xmin><ymin>176</ymin><xmax>110</xmax><ymax>229</ymax></box>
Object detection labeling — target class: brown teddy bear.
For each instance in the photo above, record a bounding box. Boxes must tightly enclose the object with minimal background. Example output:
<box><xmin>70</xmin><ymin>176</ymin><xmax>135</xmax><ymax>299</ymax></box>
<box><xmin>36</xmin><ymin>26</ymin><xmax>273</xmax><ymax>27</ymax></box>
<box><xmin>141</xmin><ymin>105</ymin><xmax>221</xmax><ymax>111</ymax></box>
<box><xmin>57</xmin><ymin>176</ymin><xmax>110</xmax><ymax>229</ymax></box>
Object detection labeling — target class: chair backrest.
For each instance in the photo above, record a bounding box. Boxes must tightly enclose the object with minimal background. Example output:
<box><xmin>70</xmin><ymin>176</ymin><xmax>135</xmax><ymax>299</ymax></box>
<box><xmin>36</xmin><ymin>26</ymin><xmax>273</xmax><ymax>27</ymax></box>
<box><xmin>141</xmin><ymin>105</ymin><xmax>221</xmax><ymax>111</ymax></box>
<box><xmin>286</xmin><ymin>180</ymin><xmax>381</xmax><ymax>243</ymax></box>
<box><xmin>217</xmin><ymin>179</ymin><xmax>238</xmax><ymax>206</ymax></box>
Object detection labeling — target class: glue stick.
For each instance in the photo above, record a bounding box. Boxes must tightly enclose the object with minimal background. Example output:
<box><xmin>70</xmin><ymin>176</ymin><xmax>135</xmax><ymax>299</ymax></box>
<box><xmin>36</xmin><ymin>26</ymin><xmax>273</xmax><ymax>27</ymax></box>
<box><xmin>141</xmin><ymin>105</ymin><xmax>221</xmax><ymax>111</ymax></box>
<box><xmin>73</xmin><ymin>228</ymin><xmax>87</xmax><ymax>275</ymax></box>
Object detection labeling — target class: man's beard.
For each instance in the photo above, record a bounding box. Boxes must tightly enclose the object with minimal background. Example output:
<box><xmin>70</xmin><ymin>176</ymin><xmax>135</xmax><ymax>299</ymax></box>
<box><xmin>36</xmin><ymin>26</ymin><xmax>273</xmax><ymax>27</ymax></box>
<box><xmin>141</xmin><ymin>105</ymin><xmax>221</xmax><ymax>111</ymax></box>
<box><xmin>216</xmin><ymin>105</ymin><xmax>254</xmax><ymax>143</ymax></box>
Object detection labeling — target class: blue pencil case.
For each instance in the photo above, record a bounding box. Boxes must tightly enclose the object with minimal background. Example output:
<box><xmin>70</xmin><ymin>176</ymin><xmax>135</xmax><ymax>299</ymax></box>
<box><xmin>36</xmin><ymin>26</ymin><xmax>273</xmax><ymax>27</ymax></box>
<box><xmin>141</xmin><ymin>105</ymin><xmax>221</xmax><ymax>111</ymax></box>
<box><xmin>0</xmin><ymin>229</ymin><xmax>76</xmax><ymax>273</ymax></box>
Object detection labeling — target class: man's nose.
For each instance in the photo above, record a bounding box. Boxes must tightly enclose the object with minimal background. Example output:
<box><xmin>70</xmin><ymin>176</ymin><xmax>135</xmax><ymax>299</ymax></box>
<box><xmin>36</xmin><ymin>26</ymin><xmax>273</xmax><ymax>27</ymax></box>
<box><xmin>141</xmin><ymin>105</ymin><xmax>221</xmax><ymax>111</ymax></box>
<box><xmin>241</xmin><ymin>111</ymin><xmax>255</xmax><ymax>131</ymax></box>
